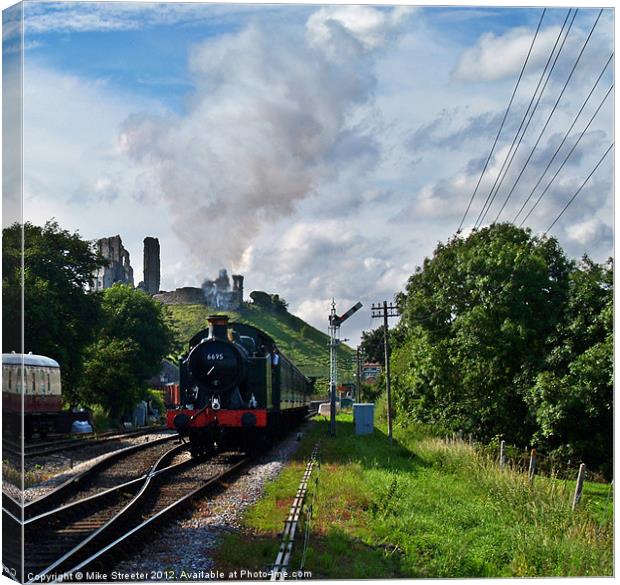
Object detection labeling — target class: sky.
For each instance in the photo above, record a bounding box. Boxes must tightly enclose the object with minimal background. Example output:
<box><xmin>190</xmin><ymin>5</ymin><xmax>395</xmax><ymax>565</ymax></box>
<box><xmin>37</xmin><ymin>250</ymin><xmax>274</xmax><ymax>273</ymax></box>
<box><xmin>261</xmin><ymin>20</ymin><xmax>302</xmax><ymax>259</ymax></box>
<box><xmin>2</xmin><ymin>1</ymin><xmax>614</xmax><ymax>345</ymax></box>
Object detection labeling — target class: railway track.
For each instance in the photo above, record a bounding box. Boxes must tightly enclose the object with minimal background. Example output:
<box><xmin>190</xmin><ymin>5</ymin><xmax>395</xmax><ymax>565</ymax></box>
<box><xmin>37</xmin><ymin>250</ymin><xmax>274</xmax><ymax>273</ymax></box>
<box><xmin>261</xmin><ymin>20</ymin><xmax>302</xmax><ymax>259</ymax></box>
<box><xmin>24</xmin><ymin>447</ymin><xmax>251</xmax><ymax>583</ymax></box>
<box><xmin>2</xmin><ymin>434</ymin><xmax>182</xmax><ymax>528</ymax></box>
<box><xmin>23</xmin><ymin>442</ymin><xmax>188</xmax><ymax>580</ymax></box>
<box><xmin>4</xmin><ymin>415</ymin><xmax>316</xmax><ymax>582</ymax></box>
<box><xmin>24</xmin><ymin>433</ymin><xmax>181</xmax><ymax>518</ymax></box>
<box><xmin>3</xmin><ymin>426</ymin><xmax>169</xmax><ymax>459</ymax></box>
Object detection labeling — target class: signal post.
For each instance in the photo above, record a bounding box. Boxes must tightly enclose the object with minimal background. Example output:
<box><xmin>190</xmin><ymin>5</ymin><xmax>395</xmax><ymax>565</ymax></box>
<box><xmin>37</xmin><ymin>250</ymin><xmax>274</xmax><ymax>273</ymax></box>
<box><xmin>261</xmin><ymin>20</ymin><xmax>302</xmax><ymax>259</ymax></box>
<box><xmin>328</xmin><ymin>300</ymin><xmax>362</xmax><ymax>436</ymax></box>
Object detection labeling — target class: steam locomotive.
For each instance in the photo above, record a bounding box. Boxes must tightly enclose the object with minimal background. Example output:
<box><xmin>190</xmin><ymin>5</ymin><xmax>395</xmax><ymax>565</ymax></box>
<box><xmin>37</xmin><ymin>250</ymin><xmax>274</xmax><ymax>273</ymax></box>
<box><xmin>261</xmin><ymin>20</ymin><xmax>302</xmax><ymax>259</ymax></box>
<box><xmin>167</xmin><ymin>315</ymin><xmax>313</xmax><ymax>456</ymax></box>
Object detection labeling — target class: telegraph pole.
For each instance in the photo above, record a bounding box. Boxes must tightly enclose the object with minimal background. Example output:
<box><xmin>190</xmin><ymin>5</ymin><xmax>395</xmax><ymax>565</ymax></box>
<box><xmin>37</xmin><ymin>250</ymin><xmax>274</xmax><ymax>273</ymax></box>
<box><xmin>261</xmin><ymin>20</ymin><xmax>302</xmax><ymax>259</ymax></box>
<box><xmin>371</xmin><ymin>301</ymin><xmax>400</xmax><ymax>444</ymax></box>
<box><xmin>356</xmin><ymin>346</ymin><xmax>362</xmax><ymax>402</ymax></box>
<box><xmin>328</xmin><ymin>300</ymin><xmax>363</xmax><ymax>436</ymax></box>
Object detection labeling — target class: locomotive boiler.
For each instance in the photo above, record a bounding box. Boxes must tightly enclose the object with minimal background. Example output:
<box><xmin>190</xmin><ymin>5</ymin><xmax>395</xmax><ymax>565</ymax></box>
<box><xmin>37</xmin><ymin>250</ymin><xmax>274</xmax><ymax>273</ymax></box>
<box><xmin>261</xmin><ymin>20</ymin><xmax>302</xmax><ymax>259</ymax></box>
<box><xmin>167</xmin><ymin>315</ymin><xmax>313</xmax><ymax>456</ymax></box>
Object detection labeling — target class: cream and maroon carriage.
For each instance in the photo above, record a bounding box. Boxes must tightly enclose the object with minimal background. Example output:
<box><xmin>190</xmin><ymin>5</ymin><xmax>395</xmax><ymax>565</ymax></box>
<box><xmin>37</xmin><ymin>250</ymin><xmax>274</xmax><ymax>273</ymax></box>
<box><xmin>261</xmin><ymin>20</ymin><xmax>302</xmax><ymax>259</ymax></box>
<box><xmin>2</xmin><ymin>352</ymin><xmax>86</xmax><ymax>438</ymax></box>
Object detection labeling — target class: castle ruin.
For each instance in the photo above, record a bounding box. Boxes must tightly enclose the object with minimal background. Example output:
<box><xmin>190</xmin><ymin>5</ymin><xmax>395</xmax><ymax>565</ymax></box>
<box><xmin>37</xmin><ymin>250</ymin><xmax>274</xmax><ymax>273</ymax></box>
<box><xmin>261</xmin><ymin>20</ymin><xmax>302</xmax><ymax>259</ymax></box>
<box><xmin>154</xmin><ymin>269</ymin><xmax>244</xmax><ymax>309</ymax></box>
<box><xmin>93</xmin><ymin>235</ymin><xmax>134</xmax><ymax>291</ymax></box>
<box><xmin>201</xmin><ymin>269</ymin><xmax>244</xmax><ymax>309</ymax></box>
<box><xmin>92</xmin><ymin>233</ymin><xmax>243</xmax><ymax>310</ymax></box>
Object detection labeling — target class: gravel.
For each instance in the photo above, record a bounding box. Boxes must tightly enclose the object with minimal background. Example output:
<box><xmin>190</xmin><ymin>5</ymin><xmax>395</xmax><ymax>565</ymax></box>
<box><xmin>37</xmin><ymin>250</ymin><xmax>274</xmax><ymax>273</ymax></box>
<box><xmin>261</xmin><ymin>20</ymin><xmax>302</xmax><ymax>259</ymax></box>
<box><xmin>112</xmin><ymin>424</ymin><xmax>310</xmax><ymax>580</ymax></box>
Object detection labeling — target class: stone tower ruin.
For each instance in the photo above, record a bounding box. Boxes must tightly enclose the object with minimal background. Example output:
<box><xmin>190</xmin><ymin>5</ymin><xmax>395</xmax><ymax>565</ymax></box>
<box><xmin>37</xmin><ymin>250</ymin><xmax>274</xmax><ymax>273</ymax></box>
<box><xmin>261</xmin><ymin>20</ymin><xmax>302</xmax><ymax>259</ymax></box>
<box><xmin>93</xmin><ymin>235</ymin><xmax>134</xmax><ymax>291</ymax></box>
<box><xmin>143</xmin><ymin>237</ymin><xmax>161</xmax><ymax>294</ymax></box>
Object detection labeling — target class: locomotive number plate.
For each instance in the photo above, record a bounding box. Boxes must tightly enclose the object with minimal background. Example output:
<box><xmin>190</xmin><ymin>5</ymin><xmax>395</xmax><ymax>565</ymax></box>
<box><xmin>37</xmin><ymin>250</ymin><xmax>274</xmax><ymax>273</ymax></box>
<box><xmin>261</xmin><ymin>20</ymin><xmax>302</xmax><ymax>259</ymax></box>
<box><xmin>206</xmin><ymin>353</ymin><xmax>224</xmax><ymax>361</ymax></box>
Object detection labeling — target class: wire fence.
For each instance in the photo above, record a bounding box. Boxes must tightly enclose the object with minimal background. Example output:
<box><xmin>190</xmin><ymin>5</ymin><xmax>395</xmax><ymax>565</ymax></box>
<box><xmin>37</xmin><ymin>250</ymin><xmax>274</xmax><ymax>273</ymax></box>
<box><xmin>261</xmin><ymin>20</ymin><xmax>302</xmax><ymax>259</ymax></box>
<box><xmin>443</xmin><ymin>431</ymin><xmax>613</xmax><ymax>512</ymax></box>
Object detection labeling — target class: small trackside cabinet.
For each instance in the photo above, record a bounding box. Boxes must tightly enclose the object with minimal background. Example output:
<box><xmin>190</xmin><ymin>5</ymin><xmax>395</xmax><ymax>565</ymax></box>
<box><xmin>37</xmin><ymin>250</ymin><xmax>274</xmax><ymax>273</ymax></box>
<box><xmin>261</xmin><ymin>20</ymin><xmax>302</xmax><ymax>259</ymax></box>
<box><xmin>353</xmin><ymin>403</ymin><xmax>374</xmax><ymax>435</ymax></box>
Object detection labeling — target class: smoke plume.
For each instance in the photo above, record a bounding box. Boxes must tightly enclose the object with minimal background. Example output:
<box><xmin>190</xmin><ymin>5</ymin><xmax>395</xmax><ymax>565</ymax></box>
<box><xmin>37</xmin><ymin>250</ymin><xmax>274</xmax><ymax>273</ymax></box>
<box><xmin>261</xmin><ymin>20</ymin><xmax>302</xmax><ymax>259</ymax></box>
<box><xmin>119</xmin><ymin>7</ymin><xmax>410</xmax><ymax>270</ymax></box>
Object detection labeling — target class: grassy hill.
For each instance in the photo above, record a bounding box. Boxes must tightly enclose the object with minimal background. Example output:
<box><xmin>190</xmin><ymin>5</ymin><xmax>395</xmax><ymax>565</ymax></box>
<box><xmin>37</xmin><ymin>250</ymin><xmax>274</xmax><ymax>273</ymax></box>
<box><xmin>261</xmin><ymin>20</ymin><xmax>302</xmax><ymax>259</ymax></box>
<box><xmin>167</xmin><ymin>302</ymin><xmax>356</xmax><ymax>387</ymax></box>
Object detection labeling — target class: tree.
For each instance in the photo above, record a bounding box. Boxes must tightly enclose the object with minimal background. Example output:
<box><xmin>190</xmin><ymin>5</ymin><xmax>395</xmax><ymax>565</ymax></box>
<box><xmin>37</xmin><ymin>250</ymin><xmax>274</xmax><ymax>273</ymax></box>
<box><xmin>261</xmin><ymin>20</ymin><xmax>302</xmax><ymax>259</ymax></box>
<box><xmin>249</xmin><ymin>290</ymin><xmax>288</xmax><ymax>312</ymax></box>
<box><xmin>526</xmin><ymin>257</ymin><xmax>613</xmax><ymax>475</ymax></box>
<box><xmin>2</xmin><ymin>221</ymin><xmax>105</xmax><ymax>402</ymax></box>
<box><xmin>79</xmin><ymin>339</ymin><xmax>143</xmax><ymax>422</ymax></box>
<box><xmin>78</xmin><ymin>284</ymin><xmax>177</xmax><ymax>420</ymax></box>
<box><xmin>250</xmin><ymin>290</ymin><xmax>272</xmax><ymax>307</ymax></box>
<box><xmin>393</xmin><ymin>223</ymin><xmax>572</xmax><ymax>444</ymax></box>
<box><xmin>360</xmin><ymin>327</ymin><xmax>385</xmax><ymax>364</ymax></box>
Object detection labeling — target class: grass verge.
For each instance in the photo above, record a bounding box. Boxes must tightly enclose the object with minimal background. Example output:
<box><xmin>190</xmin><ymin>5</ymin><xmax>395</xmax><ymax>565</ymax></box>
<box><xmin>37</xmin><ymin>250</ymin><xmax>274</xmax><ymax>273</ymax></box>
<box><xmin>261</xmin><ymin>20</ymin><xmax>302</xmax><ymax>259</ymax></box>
<box><xmin>213</xmin><ymin>414</ymin><xmax>613</xmax><ymax>578</ymax></box>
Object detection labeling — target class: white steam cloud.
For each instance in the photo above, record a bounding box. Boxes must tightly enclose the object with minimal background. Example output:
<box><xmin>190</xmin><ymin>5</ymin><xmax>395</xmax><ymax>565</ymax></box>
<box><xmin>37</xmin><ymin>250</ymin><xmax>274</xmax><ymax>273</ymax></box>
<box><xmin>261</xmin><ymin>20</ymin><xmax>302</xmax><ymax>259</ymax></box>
<box><xmin>119</xmin><ymin>7</ymin><xmax>409</xmax><ymax>271</ymax></box>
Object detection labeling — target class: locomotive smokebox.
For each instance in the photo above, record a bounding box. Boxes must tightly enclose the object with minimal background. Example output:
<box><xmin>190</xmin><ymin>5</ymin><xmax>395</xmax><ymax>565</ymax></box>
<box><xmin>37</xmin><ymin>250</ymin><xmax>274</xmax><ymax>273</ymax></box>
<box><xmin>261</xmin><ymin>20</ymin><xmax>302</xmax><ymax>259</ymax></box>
<box><xmin>208</xmin><ymin>314</ymin><xmax>229</xmax><ymax>339</ymax></box>
<box><xmin>187</xmin><ymin>314</ymin><xmax>248</xmax><ymax>396</ymax></box>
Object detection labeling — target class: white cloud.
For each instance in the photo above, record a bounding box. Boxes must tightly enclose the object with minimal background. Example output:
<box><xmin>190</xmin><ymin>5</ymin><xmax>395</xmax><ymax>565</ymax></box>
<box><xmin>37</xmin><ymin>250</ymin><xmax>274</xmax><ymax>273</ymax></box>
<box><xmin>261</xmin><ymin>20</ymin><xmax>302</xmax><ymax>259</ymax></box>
<box><xmin>244</xmin><ymin>218</ymin><xmax>410</xmax><ymax>343</ymax></box>
<box><xmin>453</xmin><ymin>24</ymin><xmax>563</xmax><ymax>82</ymax></box>
<box><xmin>20</xmin><ymin>62</ymin><xmax>182</xmax><ymax>284</ymax></box>
<box><xmin>23</xmin><ymin>2</ymin><xmax>273</xmax><ymax>33</ymax></box>
<box><xmin>295</xmin><ymin>299</ymin><xmax>333</xmax><ymax>329</ymax></box>
<box><xmin>306</xmin><ymin>5</ymin><xmax>414</xmax><ymax>56</ymax></box>
<box><xmin>3</xmin><ymin>8</ymin><xmax>23</xmax><ymax>228</ymax></box>
<box><xmin>565</xmin><ymin>217</ymin><xmax>612</xmax><ymax>247</ymax></box>
<box><xmin>14</xmin><ymin>6</ymin><xmax>613</xmax><ymax>345</ymax></box>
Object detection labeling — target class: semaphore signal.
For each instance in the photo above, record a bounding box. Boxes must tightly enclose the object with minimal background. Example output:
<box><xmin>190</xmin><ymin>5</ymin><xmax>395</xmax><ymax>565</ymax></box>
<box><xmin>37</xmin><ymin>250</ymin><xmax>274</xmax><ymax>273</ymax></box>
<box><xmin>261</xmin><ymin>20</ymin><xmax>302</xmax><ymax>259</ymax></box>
<box><xmin>328</xmin><ymin>300</ymin><xmax>363</xmax><ymax>437</ymax></box>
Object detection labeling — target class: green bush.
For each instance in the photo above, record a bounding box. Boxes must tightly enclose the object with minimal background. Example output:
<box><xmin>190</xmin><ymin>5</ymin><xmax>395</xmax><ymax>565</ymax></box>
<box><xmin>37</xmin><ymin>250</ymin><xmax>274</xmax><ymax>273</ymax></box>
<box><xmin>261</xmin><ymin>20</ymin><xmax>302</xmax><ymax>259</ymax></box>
<box><xmin>90</xmin><ymin>404</ymin><xmax>112</xmax><ymax>433</ymax></box>
<box><xmin>146</xmin><ymin>388</ymin><xmax>166</xmax><ymax>422</ymax></box>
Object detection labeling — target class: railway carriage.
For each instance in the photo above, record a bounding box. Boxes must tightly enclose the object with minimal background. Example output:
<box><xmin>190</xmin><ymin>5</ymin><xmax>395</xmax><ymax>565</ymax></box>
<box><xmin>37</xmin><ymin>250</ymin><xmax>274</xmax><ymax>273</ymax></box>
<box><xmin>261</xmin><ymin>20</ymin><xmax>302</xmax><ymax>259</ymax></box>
<box><xmin>167</xmin><ymin>315</ymin><xmax>313</xmax><ymax>456</ymax></box>
<box><xmin>2</xmin><ymin>352</ymin><xmax>91</xmax><ymax>438</ymax></box>
<box><xmin>2</xmin><ymin>352</ymin><xmax>63</xmax><ymax>438</ymax></box>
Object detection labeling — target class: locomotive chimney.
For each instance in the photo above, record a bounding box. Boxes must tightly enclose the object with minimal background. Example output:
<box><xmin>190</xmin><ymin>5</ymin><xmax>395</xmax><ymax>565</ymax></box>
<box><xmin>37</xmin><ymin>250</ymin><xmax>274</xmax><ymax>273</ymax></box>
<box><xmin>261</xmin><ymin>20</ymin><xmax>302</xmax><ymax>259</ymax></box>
<box><xmin>207</xmin><ymin>314</ymin><xmax>229</xmax><ymax>339</ymax></box>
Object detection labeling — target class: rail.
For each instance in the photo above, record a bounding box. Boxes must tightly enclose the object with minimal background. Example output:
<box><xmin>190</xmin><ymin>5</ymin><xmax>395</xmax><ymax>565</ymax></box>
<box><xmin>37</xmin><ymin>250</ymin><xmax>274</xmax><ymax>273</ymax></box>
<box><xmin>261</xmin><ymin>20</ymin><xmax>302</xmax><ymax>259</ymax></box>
<box><xmin>25</xmin><ymin>443</ymin><xmax>189</xmax><ymax>583</ymax></box>
<box><xmin>23</xmin><ymin>443</ymin><xmax>190</xmax><ymax>530</ymax></box>
<box><xmin>62</xmin><ymin>455</ymin><xmax>252</xmax><ymax>579</ymax></box>
<box><xmin>0</xmin><ymin>434</ymin><xmax>180</xmax><ymax>528</ymax></box>
<box><xmin>270</xmin><ymin>443</ymin><xmax>320</xmax><ymax>580</ymax></box>
<box><xmin>4</xmin><ymin>426</ymin><xmax>170</xmax><ymax>459</ymax></box>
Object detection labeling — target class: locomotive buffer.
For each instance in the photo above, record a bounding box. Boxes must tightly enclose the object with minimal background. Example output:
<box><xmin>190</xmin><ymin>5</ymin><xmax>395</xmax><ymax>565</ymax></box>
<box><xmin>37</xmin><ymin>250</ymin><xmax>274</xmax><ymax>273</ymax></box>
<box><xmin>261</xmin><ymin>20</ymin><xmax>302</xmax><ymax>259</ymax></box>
<box><xmin>328</xmin><ymin>300</ymin><xmax>363</xmax><ymax>436</ymax></box>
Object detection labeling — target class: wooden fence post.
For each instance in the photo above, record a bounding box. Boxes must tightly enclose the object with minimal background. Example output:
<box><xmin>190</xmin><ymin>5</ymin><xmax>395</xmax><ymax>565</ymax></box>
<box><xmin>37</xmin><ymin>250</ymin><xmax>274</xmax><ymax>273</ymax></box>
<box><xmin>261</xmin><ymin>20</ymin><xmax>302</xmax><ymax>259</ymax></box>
<box><xmin>572</xmin><ymin>463</ymin><xmax>587</xmax><ymax>510</ymax></box>
<box><xmin>499</xmin><ymin>440</ymin><xmax>506</xmax><ymax>469</ymax></box>
<box><xmin>528</xmin><ymin>448</ymin><xmax>537</xmax><ymax>481</ymax></box>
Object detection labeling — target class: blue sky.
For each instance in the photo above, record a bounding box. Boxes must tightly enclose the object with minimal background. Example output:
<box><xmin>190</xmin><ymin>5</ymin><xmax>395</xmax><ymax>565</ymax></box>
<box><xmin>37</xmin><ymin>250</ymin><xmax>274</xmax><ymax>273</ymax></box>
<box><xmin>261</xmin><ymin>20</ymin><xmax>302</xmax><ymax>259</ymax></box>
<box><xmin>22</xmin><ymin>3</ymin><xmax>313</xmax><ymax>109</ymax></box>
<box><xmin>5</xmin><ymin>2</ymin><xmax>614</xmax><ymax>343</ymax></box>
<box><xmin>23</xmin><ymin>4</ymin><xmax>564</xmax><ymax>109</ymax></box>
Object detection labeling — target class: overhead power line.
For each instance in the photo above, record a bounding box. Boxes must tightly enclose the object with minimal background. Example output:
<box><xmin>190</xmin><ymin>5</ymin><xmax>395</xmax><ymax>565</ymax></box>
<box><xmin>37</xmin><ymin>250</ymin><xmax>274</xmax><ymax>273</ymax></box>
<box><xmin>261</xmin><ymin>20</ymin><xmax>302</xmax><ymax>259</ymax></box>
<box><xmin>456</xmin><ymin>8</ymin><xmax>546</xmax><ymax>233</ymax></box>
<box><xmin>518</xmin><ymin>84</ymin><xmax>613</xmax><ymax>226</ymax></box>
<box><xmin>485</xmin><ymin>8</ymin><xmax>605</xmax><ymax>225</ymax></box>
<box><xmin>473</xmin><ymin>9</ymin><xmax>576</xmax><ymax>229</ymax></box>
<box><xmin>513</xmin><ymin>53</ymin><xmax>613</xmax><ymax>223</ymax></box>
<box><xmin>543</xmin><ymin>143</ymin><xmax>613</xmax><ymax>235</ymax></box>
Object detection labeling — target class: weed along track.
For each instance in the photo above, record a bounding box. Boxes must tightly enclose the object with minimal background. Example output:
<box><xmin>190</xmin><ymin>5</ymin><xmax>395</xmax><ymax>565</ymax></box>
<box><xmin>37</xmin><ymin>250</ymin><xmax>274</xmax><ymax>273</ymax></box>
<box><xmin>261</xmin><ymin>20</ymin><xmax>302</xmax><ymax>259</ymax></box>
<box><xmin>23</xmin><ymin>446</ymin><xmax>254</xmax><ymax>583</ymax></box>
